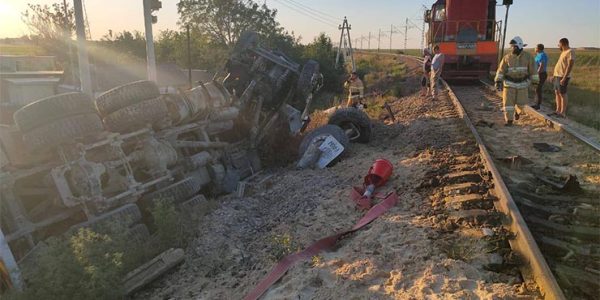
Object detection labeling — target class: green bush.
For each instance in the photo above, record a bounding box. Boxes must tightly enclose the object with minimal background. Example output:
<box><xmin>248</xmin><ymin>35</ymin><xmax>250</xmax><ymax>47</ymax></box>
<box><xmin>151</xmin><ymin>198</ymin><xmax>190</xmax><ymax>249</ymax></box>
<box><xmin>16</xmin><ymin>230</ymin><xmax>125</xmax><ymax>300</ymax></box>
<box><xmin>7</xmin><ymin>198</ymin><xmax>196</xmax><ymax>299</ymax></box>
<box><xmin>391</xmin><ymin>84</ymin><xmax>403</xmax><ymax>98</ymax></box>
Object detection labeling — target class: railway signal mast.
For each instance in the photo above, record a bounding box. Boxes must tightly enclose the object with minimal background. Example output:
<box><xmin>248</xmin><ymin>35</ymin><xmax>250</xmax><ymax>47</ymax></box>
<box><xmin>499</xmin><ymin>0</ymin><xmax>513</xmax><ymax>61</ymax></box>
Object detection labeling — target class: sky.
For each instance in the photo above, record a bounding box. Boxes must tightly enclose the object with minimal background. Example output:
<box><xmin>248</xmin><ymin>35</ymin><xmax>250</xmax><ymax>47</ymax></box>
<box><xmin>1</xmin><ymin>0</ymin><xmax>599</xmax><ymax>49</ymax></box>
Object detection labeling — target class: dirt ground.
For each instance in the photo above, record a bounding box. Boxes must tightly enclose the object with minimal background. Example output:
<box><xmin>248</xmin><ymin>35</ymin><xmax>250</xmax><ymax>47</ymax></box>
<box><xmin>451</xmin><ymin>85</ymin><xmax>600</xmax><ymax>194</ymax></box>
<box><xmin>135</xmin><ymin>57</ymin><xmax>533</xmax><ymax>300</ymax></box>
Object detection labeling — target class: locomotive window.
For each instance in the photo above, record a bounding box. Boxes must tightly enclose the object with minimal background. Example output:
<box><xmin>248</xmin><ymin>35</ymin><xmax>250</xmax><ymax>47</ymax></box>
<box><xmin>433</xmin><ymin>6</ymin><xmax>446</xmax><ymax>22</ymax></box>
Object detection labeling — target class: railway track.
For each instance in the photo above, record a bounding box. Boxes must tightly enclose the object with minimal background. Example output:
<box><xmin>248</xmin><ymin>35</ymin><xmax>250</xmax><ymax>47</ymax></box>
<box><xmin>139</xmin><ymin>53</ymin><xmax>597</xmax><ymax>299</ymax></box>
<box><xmin>444</xmin><ymin>81</ymin><xmax>600</xmax><ymax>299</ymax></box>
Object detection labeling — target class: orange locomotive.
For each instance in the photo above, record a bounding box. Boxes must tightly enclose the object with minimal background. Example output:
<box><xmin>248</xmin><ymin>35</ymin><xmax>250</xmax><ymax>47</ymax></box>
<box><xmin>425</xmin><ymin>0</ymin><xmax>501</xmax><ymax>79</ymax></box>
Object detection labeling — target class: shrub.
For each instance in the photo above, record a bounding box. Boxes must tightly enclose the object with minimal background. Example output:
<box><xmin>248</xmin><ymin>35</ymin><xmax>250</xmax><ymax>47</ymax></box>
<box><xmin>151</xmin><ymin>197</ymin><xmax>189</xmax><ymax>249</ymax></box>
<box><xmin>269</xmin><ymin>233</ymin><xmax>299</xmax><ymax>261</ymax></box>
<box><xmin>17</xmin><ymin>230</ymin><xmax>125</xmax><ymax>300</ymax></box>
<box><xmin>8</xmin><ymin>199</ymin><xmax>196</xmax><ymax>299</ymax></box>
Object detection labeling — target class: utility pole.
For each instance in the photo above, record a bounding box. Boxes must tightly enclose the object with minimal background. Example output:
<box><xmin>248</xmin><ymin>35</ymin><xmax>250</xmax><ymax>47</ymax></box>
<box><xmin>73</xmin><ymin>0</ymin><xmax>92</xmax><ymax>96</ymax></box>
<box><xmin>63</xmin><ymin>0</ymin><xmax>75</xmax><ymax>84</ymax></box>
<box><xmin>500</xmin><ymin>0</ymin><xmax>512</xmax><ymax>61</ymax></box>
<box><xmin>335</xmin><ymin>17</ymin><xmax>356</xmax><ymax>71</ymax></box>
<box><xmin>378</xmin><ymin>29</ymin><xmax>381</xmax><ymax>52</ymax></box>
<box><xmin>368</xmin><ymin>32</ymin><xmax>371</xmax><ymax>50</ymax></box>
<box><xmin>389</xmin><ymin>24</ymin><xmax>393</xmax><ymax>52</ymax></box>
<box><xmin>388</xmin><ymin>24</ymin><xmax>402</xmax><ymax>53</ymax></box>
<box><xmin>186</xmin><ymin>24</ymin><xmax>192</xmax><ymax>89</ymax></box>
<box><xmin>404</xmin><ymin>18</ymin><xmax>409</xmax><ymax>52</ymax></box>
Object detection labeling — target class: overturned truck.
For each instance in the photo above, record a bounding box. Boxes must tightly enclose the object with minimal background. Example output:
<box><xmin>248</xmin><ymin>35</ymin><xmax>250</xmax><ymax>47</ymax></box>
<box><xmin>0</xmin><ymin>32</ymin><xmax>332</xmax><ymax>269</ymax></box>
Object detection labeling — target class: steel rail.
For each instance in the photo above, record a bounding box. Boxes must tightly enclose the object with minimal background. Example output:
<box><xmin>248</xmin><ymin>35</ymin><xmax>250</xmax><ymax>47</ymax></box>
<box><xmin>366</xmin><ymin>54</ymin><xmax>566</xmax><ymax>300</ymax></box>
<box><xmin>442</xmin><ymin>80</ymin><xmax>566</xmax><ymax>299</ymax></box>
<box><xmin>479</xmin><ymin>80</ymin><xmax>600</xmax><ymax>152</ymax></box>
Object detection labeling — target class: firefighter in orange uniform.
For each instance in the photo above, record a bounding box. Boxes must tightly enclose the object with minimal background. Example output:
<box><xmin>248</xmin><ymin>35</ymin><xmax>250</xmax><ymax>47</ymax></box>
<box><xmin>494</xmin><ymin>36</ymin><xmax>539</xmax><ymax>126</ymax></box>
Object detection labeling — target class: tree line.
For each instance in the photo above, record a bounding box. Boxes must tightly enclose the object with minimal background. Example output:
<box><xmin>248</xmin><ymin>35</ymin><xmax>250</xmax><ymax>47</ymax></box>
<box><xmin>21</xmin><ymin>0</ymin><xmax>346</xmax><ymax>93</ymax></box>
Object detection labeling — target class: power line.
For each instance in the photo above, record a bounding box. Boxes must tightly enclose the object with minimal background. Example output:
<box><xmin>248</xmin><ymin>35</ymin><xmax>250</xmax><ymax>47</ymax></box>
<box><xmin>284</xmin><ymin>0</ymin><xmax>338</xmax><ymax>20</ymax></box>
<box><xmin>273</xmin><ymin>0</ymin><xmax>337</xmax><ymax>28</ymax></box>
<box><xmin>279</xmin><ymin>0</ymin><xmax>338</xmax><ymax>26</ymax></box>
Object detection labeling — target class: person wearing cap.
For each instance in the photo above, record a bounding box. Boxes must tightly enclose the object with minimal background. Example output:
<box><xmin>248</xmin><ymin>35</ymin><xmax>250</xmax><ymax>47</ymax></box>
<box><xmin>344</xmin><ymin>71</ymin><xmax>365</xmax><ymax>107</ymax></box>
<box><xmin>421</xmin><ymin>48</ymin><xmax>433</xmax><ymax>97</ymax></box>
<box><xmin>551</xmin><ymin>38</ymin><xmax>575</xmax><ymax>118</ymax></box>
<box><xmin>494</xmin><ymin>36</ymin><xmax>539</xmax><ymax>126</ymax></box>
<box><xmin>430</xmin><ymin>45</ymin><xmax>445</xmax><ymax>99</ymax></box>
<box><xmin>533</xmin><ymin>44</ymin><xmax>548</xmax><ymax>110</ymax></box>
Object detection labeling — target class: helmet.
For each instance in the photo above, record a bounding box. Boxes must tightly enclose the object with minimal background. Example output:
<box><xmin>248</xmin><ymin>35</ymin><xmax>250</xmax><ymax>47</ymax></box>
<box><xmin>509</xmin><ymin>36</ymin><xmax>527</xmax><ymax>49</ymax></box>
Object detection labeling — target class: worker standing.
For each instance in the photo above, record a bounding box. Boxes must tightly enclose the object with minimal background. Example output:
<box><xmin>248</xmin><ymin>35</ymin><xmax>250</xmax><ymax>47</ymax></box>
<box><xmin>494</xmin><ymin>36</ymin><xmax>539</xmax><ymax>126</ymax></box>
<box><xmin>421</xmin><ymin>48</ymin><xmax>433</xmax><ymax>97</ymax></box>
<box><xmin>533</xmin><ymin>44</ymin><xmax>548</xmax><ymax>110</ymax></box>
<box><xmin>551</xmin><ymin>38</ymin><xmax>575</xmax><ymax>118</ymax></box>
<box><xmin>345</xmin><ymin>71</ymin><xmax>365</xmax><ymax>108</ymax></box>
<box><xmin>430</xmin><ymin>45</ymin><xmax>444</xmax><ymax>100</ymax></box>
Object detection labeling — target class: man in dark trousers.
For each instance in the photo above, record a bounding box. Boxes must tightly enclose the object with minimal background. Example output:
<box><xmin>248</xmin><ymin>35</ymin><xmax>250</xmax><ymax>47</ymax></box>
<box><xmin>532</xmin><ymin>44</ymin><xmax>548</xmax><ymax>110</ymax></box>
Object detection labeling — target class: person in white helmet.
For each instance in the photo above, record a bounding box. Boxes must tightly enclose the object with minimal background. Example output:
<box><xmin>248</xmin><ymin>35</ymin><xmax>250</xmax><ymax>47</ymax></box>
<box><xmin>494</xmin><ymin>36</ymin><xmax>539</xmax><ymax>126</ymax></box>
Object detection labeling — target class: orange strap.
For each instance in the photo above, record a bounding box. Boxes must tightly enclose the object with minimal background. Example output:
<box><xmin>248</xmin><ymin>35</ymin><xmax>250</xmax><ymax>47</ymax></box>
<box><xmin>243</xmin><ymin>190</ymin><xmax>398</xmax><ymax>300</ymax></box>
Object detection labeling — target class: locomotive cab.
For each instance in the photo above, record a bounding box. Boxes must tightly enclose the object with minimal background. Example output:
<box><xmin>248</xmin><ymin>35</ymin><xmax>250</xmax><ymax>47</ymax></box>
<box><xmin>426</xmin><ymin>0</ymin><xmax>500</xmax><ymax>80</ymax></box>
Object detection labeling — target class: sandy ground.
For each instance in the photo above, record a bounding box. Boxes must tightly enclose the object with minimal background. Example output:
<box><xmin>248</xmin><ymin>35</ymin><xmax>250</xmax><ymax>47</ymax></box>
<box><xmin>452</xmin><ymin>85</ymin><xmax>600</xmax><ymax>194</ymax></box>
<box><xmin>135</xmin><ymin>58</ymin><xmax>536</xmax><ymax>300</ymax></box>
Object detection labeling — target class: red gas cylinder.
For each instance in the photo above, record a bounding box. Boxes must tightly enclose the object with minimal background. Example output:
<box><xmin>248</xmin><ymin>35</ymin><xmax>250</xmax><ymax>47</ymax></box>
<box><xmin>364</xmin><ymin>159</ymin><xmax>393</xmax><ymax>187</ymax></box>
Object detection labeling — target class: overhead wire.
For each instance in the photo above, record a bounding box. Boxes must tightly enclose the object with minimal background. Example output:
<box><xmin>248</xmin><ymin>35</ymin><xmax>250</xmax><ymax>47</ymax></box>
<box><xmin>274</xmin><ymin>0</ymin><xmax>338</xmax><ymax>28</ymax></box>
<box><xmin>283</xmin><ymin>0</ymin><xmax>339</xmax><ymax>21</ymax></box>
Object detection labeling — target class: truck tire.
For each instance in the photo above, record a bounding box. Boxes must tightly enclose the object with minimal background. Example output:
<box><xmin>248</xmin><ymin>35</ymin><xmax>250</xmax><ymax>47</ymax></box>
<box><xmin>141</xmin><ymin>176</ymin><xmax>203</xmax><ymax>208</ymax></box>
<box><xmin>22</xmin><ymin>113</ymin><xmax>104</xmax><ymax>152</ymax></box>
<box><xmin>296</xmin><ymin>60</ymin><xmax>320</xmax><ymax>100</ymax></box>
<box><xmin>102</xmin><ymin>97</ymin><xmax>169</xmax><ymax>133</ymax></box>
<box><xmin>14</xmin><ymin>92</ymin><xmax>96</xmax><ymax>132</ymax></box>
<box><xmin>95</xmin><ymin>80</ymin><xmax>160</xmax><ymax>116</ymax></box>
<box><xmin>298</xmin><ymin>124</ymin><xmax>349</xmax><ymax>157</ymax></box>
<box><xmin>328</xmin><ymin>108</ymin><xmax>372</xmax><ymax>143</ymax></box>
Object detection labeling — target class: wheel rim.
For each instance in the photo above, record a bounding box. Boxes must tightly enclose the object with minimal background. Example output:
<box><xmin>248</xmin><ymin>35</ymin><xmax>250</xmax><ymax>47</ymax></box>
<box><xmin>341</xmin><ymin>122</ymin><xmax>361</xmax><ymax>141</ymax></box>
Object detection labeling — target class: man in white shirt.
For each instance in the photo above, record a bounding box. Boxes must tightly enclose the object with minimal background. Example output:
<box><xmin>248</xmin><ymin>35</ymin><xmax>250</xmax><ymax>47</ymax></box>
<box><xmin>551</xmin><ymin>38</ymin><xmax>575</xmax><ymax>118</ymax></box>
<box><xmin>430</xmin><ymin>45</ymin><xmax>445</xmax><ymax>99</ymax></box>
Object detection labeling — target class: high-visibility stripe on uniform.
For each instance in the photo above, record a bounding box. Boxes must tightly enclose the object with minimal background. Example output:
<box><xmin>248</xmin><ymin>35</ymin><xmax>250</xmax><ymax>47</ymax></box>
<box><xmin>508</xmin><ymin>66</ymin><xmax>528</xmax><ymax>72</ymax></box>
<box><xmin>504</xmin><ymin>80</ymin><xmax>530</xmax><ymax>89</ymax></box>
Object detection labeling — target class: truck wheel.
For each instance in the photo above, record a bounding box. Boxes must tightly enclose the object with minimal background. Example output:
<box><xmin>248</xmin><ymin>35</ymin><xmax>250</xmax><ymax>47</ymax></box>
<box><xmin>298</xmin><ymin>124</ymin><xmax>349</xmax><ymax>157</ymax></box>
<box><xmin>95</xmin><ymin>80</ymin><xmax>160</xmax><ymax>116</ymax></box>
<box><xmin>296</xmin><ymin>60</ymin><xmax>320</xmax><ymax>100</ymax></box>
<box><xmin>22</xmin><ymin>113</ymin><xmax>104</xmax><ymax>152</ymax></box>
<box><xmin>328</xmin><ymin>108</ymin><xmax>372</xmax><ymax>143</ymax></box>
<box><xmin>14</xmin><ymin>92</ymin><xmax>96</xmax><ymax>132</ymax></box>
<box><xmin>141</xmin><ymin>176</ymin><xmax>203</xmax><ymax>209</ymax></box>
<box><xmin>102</xmin><ymin>97</ymin><xmax>169</xmax><ymax>133</ymax></box>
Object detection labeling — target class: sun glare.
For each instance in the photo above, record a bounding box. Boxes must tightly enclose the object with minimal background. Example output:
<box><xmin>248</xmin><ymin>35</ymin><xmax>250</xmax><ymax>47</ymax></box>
<box><xmin>0</xmin><ymin>2</ymin><xmax>25</xmax><ymax>38</ymax></box>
